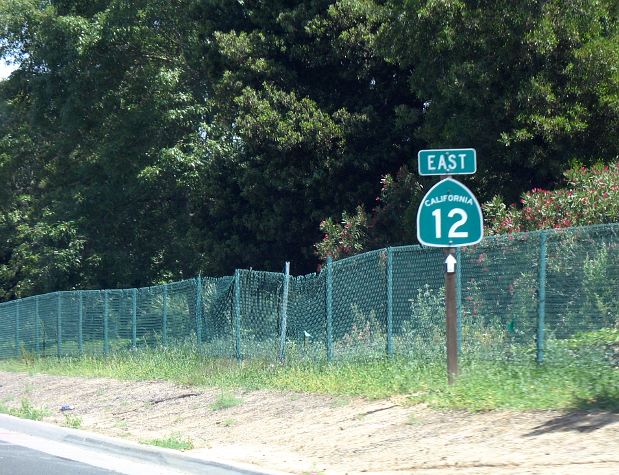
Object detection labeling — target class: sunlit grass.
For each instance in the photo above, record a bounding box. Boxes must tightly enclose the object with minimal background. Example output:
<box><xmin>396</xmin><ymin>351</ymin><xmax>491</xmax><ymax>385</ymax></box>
<box><xmin>0</xmin><ymin>343</ymin><xmax>617</xmax><ymax>411</ymax></box>
<box><xmin>210</xmin><ymin>391</ymin><xmax>243</xmax><ymax>411</ymax></box>
<box><xmin>140</xmin><ymin>433</ymin><xmax>194</xmax><ymax>451</ymax></box>
<box><xmin>0</xmin><ymin>398</ymin><xmax>50</xmax><ymax>420</ymax></box>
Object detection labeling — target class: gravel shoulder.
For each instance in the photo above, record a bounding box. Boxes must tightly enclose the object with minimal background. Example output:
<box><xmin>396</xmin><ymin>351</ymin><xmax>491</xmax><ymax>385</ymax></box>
<box><xmin>1</xmin><ymin>371</ymin><xmax>618</xmax><ymax>474</ymax></box>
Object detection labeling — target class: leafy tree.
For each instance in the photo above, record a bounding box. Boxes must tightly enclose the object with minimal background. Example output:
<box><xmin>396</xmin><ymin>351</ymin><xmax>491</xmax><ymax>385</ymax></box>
<box><xmin>0</xmin><ymin>0</ymin><xmax>210</xmax><ymax>292</ymax></box>
<box><xmin>2</xmin><ymin>0</ymin><xmax>618</xmax><ymax>297</ymax></box>
<box><xmin>0</xmin><ymin>0</ymin><xmax>417</xmax><ymax>295</ymax></box>
<box><xmin>192</xmin><ymin>0</ymin><xmax>418</xmax><ymax>273</ymax></box>
<box><xmin>379</xmin><ymin>0</ymin><xmax>619</xmax><ymax>201</ymax></box>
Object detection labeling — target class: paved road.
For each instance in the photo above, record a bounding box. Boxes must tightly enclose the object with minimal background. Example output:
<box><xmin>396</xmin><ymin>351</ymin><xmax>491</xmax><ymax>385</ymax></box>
<box><xmin>0</xmin><ymin>440</ymin><xmax>121</xmax><ymax>475</ymax></box>
<box><xmin>0</xmin><ymin>415</ymin><xmax>282</xmax><ymax>475</ymax></box>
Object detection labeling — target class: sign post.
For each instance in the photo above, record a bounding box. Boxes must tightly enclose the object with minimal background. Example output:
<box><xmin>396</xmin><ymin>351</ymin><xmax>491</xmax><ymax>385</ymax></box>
<box><xmin>416</xmin><ymin>148</ymin><xmax>483</xmax><ymax>384</ymax></box>
<box><xmin>444</xmin><ymin>250</ymin><xmax>458</xmax><ymax>384</ymax></box>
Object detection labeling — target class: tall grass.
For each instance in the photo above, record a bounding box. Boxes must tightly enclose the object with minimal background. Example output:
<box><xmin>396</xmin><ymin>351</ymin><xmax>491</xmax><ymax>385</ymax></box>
<box><xmin>0</xmin><ymin>341</ymin><xmax>617</xmax><ymax>411</ymax></box>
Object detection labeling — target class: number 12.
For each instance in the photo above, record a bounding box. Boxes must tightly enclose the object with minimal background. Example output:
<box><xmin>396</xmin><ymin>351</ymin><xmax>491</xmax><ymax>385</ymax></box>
<box><xmin>431</xmin><ymin>208</ymin><xmax>469</xmax><ymax>239</ymax></box>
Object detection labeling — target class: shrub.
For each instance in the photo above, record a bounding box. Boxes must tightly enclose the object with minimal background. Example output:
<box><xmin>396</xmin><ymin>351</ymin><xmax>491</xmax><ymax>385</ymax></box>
<box><xmin>484</xmin><ymin>163</ymin><xmax>619</xmax><ymax>234</ymax></box>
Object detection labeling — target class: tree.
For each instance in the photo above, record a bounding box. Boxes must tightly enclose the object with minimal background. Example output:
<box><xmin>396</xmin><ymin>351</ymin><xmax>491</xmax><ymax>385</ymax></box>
<box><xmin>379</xmin><ymin>0</ymin><xmax>619</xmax><ymax>201</ymax></box>
<box><xmin>0</xmin><ymin>0</ymin><xmax>210</xmax><ymax>292</ymax></box>
<box><xmin>0</xmin><ymin>0</ymin><xmax>418</xmax><ymax>295</ymax></box>
<box><xmin>190</xmin><ymin>0</ymin><xmax>418</xmax><ymax>273</ymax></box>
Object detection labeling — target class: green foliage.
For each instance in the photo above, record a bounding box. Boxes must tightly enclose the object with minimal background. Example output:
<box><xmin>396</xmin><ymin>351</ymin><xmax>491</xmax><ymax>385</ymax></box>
<box><xmin>316</xmin><ymin>206</ymin><xmax>368</xmax><ymax>261</ymax></box>
<box><xmin>1</xmin><ymin>350</ymin><xmax>618</xmax><ymax>411</ymax></box>
<box><xmin>141</xmin><ymin>433</ymin><xmax>194</xmax><ymax>451</ymax></box>
<box><xmin>63</xmin><ymin>413</ymin><xmax>82</xmax><ymax>429</ymax></box>
<box><xmin>0</xmin><ymin>0</ymin><xmax>619</xmax><ymax>292</ymax></box>
<box><xmin>380</xmin><ymin>0</ymin><xmax>619</xmax><ymax>200</ymax></box>
<box><xmin>562</xmin><ymin>328</ymin><xmax>619</xmax><ymax>349</ymax></box>
<box><xmin>555</xmin><ymin>328</ymin><xmax>619</xmax><ymax>369</ymax></box>
<box><xmin>0</xmin><ymin>0</ymin><xmax>416</xmax><ymax>288</ymax></box>
<box><xmin>403</xmin><ymin>284</ymin><xmax>445</xmax><ymax>348</ymax></box>
<box><xmin>209</xmin><ymin>391</ymin><xmax>243</xmax><ymax>411</ymax></box>
<box><xmin>315</xmin><ymin>166</ymin><xmax>425</xmax><ymax>261</ymax></box>
<box><xmin>485</xmin><ymin>163</ymin><xmax>619</xmax><ymax>234</ymax></box>
<box><xmin>0</xmin><ymin>398</ymin><xmax>50</xmax><ymax>420</ymax></box>
<box><xmin>579</xmin><ymin>247</ymin><xmax>619</xmax><ymax>328</ymax></box>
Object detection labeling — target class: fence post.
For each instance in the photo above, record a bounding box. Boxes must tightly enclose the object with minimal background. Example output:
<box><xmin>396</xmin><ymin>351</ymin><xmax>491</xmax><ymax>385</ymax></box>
<box><xmin>162</xmin><ymin>284</ymin><xmax>168</xmax><ymax>346</ymax></box>
<box><xmin>103</xmin><ymin>290</ymin><xmax>109</xmax><ymax>356</ymax></box>
<box><xmin>456</xmin><ymin>247</ymin><xmax>463</xmax><ymax>354</ymax></box>
<box><xmin>195</xmin><ymin>276</ymin><xmax>203</xmax><ymax>345</ymax></box>
<box><xmin>34</xmin><ymin>296</ymin><xmax>40</xmax><ymax>356</ymax></box>
<box><xmin>386</xmin><ymin>248</ymin><xmax>394</xmax><ymax>356</ymax></box>
<box><xmin>15</xmin><ymin>300</ymin><xmax>20</xmax><ymax>357</ymax></box>
<box><xmin>537</xmin><ymin>232</ymin><xmax>547</xmax><ymax>364</ymax></box>
<box><xmin>278</xmin><ymin>262</ymin><xmax>290</xmax><ymax>363</ymax></box>
<box><xmin>326</xmin><ymin>256</ymin><xmax>334</xmax><ymax>362</ymax></box>
<box><xmin>131</xmin><ymin>288</ymin><xmax>137</xmax><ymax>350</ymax></box>
<box><xmin>78</xmin><ymin>291</ymin><xmax>84</xmax><ymax>355</ymax></box>
<box><xmin>57</xmin><ymin>292</ymin><xmax>62</xmax><ymax>358</ymax></box>
<box><xmin>234</xmin><ymin>270</ymin><xmax>242</xmax><ymax>362</ymax></box>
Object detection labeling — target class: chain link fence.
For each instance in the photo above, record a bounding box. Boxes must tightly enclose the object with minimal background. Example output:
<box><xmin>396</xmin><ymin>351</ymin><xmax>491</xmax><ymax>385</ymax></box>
<box><xmin>1</xmin><ymin>224</ymin><xmax>619</xmax><ymax>364</ymax></box>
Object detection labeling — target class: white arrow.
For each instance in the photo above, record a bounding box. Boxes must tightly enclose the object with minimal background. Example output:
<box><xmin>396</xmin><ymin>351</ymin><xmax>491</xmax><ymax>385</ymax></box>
<box><xmin>445</xmin><ymin>254</ymin><xmax>457</xmax><ymax>273</ymax></box>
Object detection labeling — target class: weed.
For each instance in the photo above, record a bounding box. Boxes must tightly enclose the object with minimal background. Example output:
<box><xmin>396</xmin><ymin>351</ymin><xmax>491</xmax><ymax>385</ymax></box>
<box><xmin>222</xmin><ymin>418</ymin><xmax>236</xmax><ymax>427</ymax></box>
<box><xmin>0</xmin><ymin>399</ymin><xmax>50</xmax><ymax>421</ymax></box>
<box><xmin>210</xmin><ymin>392</ymin><xmax>243</xmax><ymax>411</ymax></box>
<box><xmin>141</xmin><ymin>433</ymin><xmax>193</xmax><ymax>451</ymax></box>
<box><xmin>1</xmin><ymin>337</ymin><xmax>617</xmax><ymax>412</ymax></box>
<box><xmin>63</xmin><ymin>413</ymin><xmax>82</xmax><ymax>429</ymax></box>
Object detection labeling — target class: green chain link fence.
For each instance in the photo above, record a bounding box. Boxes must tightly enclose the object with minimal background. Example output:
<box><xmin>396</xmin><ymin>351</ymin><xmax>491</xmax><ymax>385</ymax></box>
<box><xmin>1</xmin><ymin>223</ymin><xmax>619</xmax><ymax>364</ymax></box>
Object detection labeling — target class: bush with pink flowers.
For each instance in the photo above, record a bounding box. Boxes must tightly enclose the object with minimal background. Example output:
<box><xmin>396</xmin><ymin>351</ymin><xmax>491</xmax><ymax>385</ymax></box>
<box><xmin>484</xmin><ymin>163</ymin><xmax>619</xmax><ymax>235</ymax></box>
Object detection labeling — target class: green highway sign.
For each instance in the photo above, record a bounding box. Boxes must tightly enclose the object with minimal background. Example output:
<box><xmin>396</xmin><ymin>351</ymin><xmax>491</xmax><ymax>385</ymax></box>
<box><xmin>418</xmin><ymin>148</ymin><xmax>476</xmax><ymax>176</ymax></box>
<box><xmin>416</xmin><ymin>178</ymin><xmax>483</xmax><ymax>247</ymax></box>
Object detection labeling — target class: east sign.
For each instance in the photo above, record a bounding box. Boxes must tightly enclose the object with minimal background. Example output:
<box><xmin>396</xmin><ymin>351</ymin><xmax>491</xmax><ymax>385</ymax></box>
<box><xmin>416</xmin><ymin>178</ymin><xmax>483</xmax><ymax>247</ymax></box>
<box><xmin>418</xmin><ymin>148</ymin><xmax>476</xmax><ymax>176</ymax></box>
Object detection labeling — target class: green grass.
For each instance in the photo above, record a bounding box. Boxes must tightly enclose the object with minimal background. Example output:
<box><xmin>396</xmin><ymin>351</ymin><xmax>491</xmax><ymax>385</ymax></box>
<box><xmin>0</xmin><ymin>343</ymin><xmax>617</xmax><ymax>411</ymax></box>
<box><xmin>0</xmin><ymin>398</ymin><xmax>50</xmax><ymax>421</ymax></box>
<box><xmin>141</xmin><ymin>434</ymin><xmax>194</xmax><ymax>451</ymax></box>
<box><xmin>210</xmin><ymin>391</ymin><xmax>243</xmax><ymax>411</ymax></box>
<box><xmin>63</xmin><ymin>413</ymin><xmax>82</xmax><ymax>429</ymax></box>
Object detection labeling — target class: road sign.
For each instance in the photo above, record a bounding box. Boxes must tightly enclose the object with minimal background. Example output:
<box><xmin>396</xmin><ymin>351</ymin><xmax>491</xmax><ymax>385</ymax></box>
<box><xmin>416</xmin><ymin>178</ymin><xmax>483</xmax><ymax>247</ymax></box>
<box><xmin>418</xmin><ymin>148</ymin><xmax>476</xmax><ymax>176</ymax></box>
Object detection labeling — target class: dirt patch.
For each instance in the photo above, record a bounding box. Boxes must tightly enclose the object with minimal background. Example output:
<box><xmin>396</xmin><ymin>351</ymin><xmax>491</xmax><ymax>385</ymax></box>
<box><xmin>1</xmin><ymin>371</ymin><xmax>618</xmax><ymax>474</ymax></box>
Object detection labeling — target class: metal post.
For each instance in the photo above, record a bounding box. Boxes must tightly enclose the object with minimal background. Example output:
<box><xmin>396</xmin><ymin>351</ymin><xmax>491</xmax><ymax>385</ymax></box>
<box><xmin>57</xmin><ymin>292</ymin><xmax>62</xmax><ymax>358</ymax></box>
<box><xmin>195</xmin><ymin>276</ymin><xmax>203</xmax><ymax>345</ymax></box>
<box><xmin>537</xmin><ymin>232</ymin><xmax>547</xmax><ymax>364</ymax></box>
<box><xmin>162</xmin><ymin>284</ymin><xmax>168</xmax><ymax>346</ymax></box>
<box><xmin>326</xmin><ymin>256</ymin><xmax>334</xmax><ymax>362</ymax></box>
<box><xmin>234</xmin><ymin>270</ymin><xmax>242</xmax><ymax>361</ymax></box>
<box><xmin>445</xmin><ymin>248</ymin><xmax>458</xmax><ymax>384</ymax></box>
<box><xmin>131</xmin><ymin>288</ymin><xmax>137</xmax><ymax>350</ymax></box>
<box><xmin>456</xmin><ymin>247</ymin><xmax>463</xmax><ymax>354</ymax></box>
<box><xmin>386</xmin><ymin>248</ymin><xmax>394</xmax><ymax>356</ymax></box>
<box><xmin>34</xmin><ymin>296</ymin><xmax>40</xmax><ymax>355</ymax></box>
<box><xmin>103</xmin><ymin>290</ymin><xmax>109</xmax><ymax>356</ymax></box>
<box><xmin>278</xmin><ymin>262</ymin><xmax>290</xmax><ymax>363</ymax></box>
<box><xmin>78</xmin><ymin>291</ymin><xmax>83</xmax><ymax>355</ymax></box>
<box><xmin>15</xmin><ymin>300</ymin><xmax>20</xmax><ymax>357</ymax></box>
